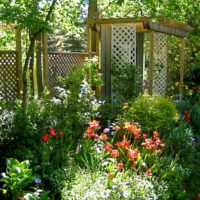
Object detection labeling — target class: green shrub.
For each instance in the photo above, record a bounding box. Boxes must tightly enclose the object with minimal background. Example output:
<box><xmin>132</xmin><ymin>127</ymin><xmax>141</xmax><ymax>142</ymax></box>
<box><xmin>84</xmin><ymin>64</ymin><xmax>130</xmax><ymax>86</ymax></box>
<box><xmin>164</xmin><ymin>122</ymin><xmax>195</xmax><ymax>165</ymax></box>
<box><xmin>121</xmin><ymin>94</ymin><xmax>177</xmax><ymax>132</ymax></box>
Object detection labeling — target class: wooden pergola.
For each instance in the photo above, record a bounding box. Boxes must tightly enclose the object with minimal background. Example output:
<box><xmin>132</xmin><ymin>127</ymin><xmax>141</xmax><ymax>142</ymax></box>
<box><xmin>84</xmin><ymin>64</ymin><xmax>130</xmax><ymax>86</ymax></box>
<box><xmin>86</xmin><ymin>16</ymin><xmax>194</xmax><ymax>99</ymax></box>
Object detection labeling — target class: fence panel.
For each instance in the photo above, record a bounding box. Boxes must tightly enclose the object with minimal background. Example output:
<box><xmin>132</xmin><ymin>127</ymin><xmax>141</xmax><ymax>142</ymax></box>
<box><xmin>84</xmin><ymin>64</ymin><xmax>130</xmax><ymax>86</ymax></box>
<box><xmin>48</xmin><ymin>52</ymin><xmax>89</xmax><ymax>93</ymax></box>
<box><xmin>0</xmin><ymin>51</ymin><xmax>18</xmax><ymax>100</ymax></box>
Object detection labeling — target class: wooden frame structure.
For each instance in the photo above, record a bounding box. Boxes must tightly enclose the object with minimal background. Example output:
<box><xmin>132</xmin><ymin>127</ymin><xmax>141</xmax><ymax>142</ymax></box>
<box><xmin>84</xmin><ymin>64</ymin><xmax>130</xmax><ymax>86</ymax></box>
<box><xmin>0</xmin><ymin>24</ymin><xmax>22</xmax><ymax>99</ymax></box>
<box><xmin>86</xmin><ymin>16</ymin><xmax>194</xmax><ymax>99</ymax></box>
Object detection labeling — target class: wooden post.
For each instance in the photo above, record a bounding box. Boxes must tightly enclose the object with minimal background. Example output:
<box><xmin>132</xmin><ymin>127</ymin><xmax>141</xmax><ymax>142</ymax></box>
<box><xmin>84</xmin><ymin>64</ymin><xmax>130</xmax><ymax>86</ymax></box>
<box><xmin>87</xmin><ymin>25</ymin><xmax>92</xmax><ymax>58</ymax></box>
<box><xmin>179</xmin><ymin>37</ymin><xmax>185</xmax><ymax>100</ymax></box>
<box><xmin>96</xmin><ymin>25</ymin><xmax>101</xmax><ymax>96</ymax></box>
<box><xmin>36</xmin><ymin>34</ymin><xmax>43</xmax><ymax>97</ymax></box>
<box><xmin>42</xmin><ymin>32</ymin><xmax>49</xmax><ymax>89</ymax></box>
<box><xmin>148</xmin><ymin>30</ymin><xmax>154</xmax><ymax>95</ymax></box>
<box><xmin>16</xmin><ymin>27</ymin><xmax>22</xmax><ymax>98</ymax></box>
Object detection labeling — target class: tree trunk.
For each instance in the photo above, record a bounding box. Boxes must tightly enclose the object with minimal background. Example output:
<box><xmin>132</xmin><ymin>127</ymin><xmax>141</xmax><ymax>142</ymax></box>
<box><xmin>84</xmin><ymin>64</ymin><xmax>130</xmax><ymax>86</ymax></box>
<box><xmin>30</xmin><ymin>45</ymin><xmax>35</xmax><ymax>96</ymax></box>
<box><xmin>88</xmin><ymin>0</ymin><xmax>98</xmax><ymax>52</ymax></box>
<box><xmin>36</xmin><ymin>34</ymin><xmax>43</xmax><ymax>98</ymax></box>
<box><xmin>22</xmin><ymin>0</ymin><xmax>57</xmax><ymax>116</ymax></box>
<box><xmin>22</xmin><ymin>36</ymin><xmax>36</xmax><ymax>116</ymax></box>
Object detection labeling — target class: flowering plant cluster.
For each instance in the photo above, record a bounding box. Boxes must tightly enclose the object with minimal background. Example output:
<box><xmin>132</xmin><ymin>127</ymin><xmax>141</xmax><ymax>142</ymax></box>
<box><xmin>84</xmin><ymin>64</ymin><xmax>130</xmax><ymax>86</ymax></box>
<box><xmin>41</xmin><ymin>128</ymin><xmax>65</xmax><ymax>169</ymax></box>
<box><xmin>85</xmin><ymin>120</ymin><xmax>165</xmax><ymax>176</ymax></box>
<box><xmin>42</xmin><ymin>128</ymin><xmax>64</xmax><ymax>143</ymax></box>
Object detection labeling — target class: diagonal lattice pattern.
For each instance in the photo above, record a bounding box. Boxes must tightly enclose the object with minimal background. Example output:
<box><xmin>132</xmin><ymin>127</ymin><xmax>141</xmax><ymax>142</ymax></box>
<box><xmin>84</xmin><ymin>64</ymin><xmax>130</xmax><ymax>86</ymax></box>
<box><xmin>111</xmin><ymin>24</ymin><xmax>136</xmax><ymax>102</ymax></box>
<box><xmin>153</xmin><ymin>32</ymin><xmax>168</xmax><ymax>95</ymax></box>
<box><xmin>48</xmin><ymin>52</ymin><xmax>88</xmax><ymax>94</ymax></box>
<box><xmin>0</xmin><ymin>51</ymin><xmax>18</xmax><ymax>100</ymax></box>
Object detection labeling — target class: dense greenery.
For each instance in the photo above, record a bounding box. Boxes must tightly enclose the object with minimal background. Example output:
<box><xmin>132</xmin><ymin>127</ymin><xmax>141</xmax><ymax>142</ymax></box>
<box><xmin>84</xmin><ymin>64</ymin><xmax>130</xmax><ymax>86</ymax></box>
<box><xmin>0</xmin><ymin>0</ymin><xmax>199</xmax><ymax>199</ymax></box>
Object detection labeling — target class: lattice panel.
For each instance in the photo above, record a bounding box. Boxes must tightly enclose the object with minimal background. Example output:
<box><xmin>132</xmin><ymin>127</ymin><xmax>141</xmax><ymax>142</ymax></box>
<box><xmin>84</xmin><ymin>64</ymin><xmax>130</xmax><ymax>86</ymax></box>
<box><xmin>0</xmin><ymin>51</ymin><xmax>18</xmax><ymax>100</ymax></box>
<box><xmin>48</xmin><ymin>52</ymin><xmax>88</xmax><ymax>93</ymax></box>
<box><xmin>111</xmin><ymin>24</ymin><xmax>136</xmax><ymax>102</ymax></box>
<box><xmin>153</xmin><ymin>32</ymin><xmax>168</xmax><ymax>95</ymax></box>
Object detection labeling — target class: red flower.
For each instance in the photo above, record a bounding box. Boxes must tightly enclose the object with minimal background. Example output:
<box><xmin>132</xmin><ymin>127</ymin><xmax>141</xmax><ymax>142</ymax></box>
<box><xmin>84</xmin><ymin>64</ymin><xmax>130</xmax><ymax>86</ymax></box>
<box><xmin>86</xmin><ymin>127</ymin><xmax>96</xmax><ymax>139</ymax></box>
<box><xmin>115</xmin><ymin>135</ymin><xmax>130</xmax><ymax>149</ymax></box>
<box><xmin>116</xmin><ymin>163</ymin><xmax>123</xmax><ymax>170</ymax></box>
<box><xmin>127</xmin><ymin>149</ymin><xmax>139</xmax><ymax>161</ymax></box>
<box><xmin>113</xmin><ymin>126</ymin><xmax>120</xmax><ymax>131</ymax></box>
<box><xmin>186</xmin><ymin>113</ymin><xmax>191</xmax><ymax>119</ymax></box>
<box><xmin>143</xmin><ymin>133</ymin><xmax>148</xmax><ymax>139</ymax></box>
<box><xmin>107</xmin><ymin>173</ymin><xmax>114</xmax><ymax>179</ymax></box>
<box><xmin>89</xmin><ymin>120</ymin><xmax>99</xmax><ymax>128</ymax></box>
<box><xmin>153</xmin><ymin>131</ymin><xmax>159</xmax><ymax>138</ymax></box>
<box><xmin>58</xmin><ymin>131</ymin><xmax>64</xmax><ymax>136</ymax></box>
<box><xmin>145</xmin><ymin>138</ymin><xmax>153</xmax><ymax>144</ymax></box>
<box><xmin>103</xmin><ymin>143</ymin><xmax>112</xmax><ymax>152</ymax></box>
<box><xmin>187</xmin><ymin>119</ymin><xmax>191</xmax><ymax>123</ymax></box>
<box><xmin>183</xmin><ymin>110</ymin><xmax>189</xmax><ymax>115</ymax></box>
<box><xmin>42</xmin><ymin>134</ymin><xmax>49</xmax><ymax>142</ymax></box>
<box><xmin>102</xmin><ymin>134</ymin><xmax>108</xmax><ymax>141</ymax></box>
<box><xmin>192</xmin><ymin>86</ymin><xmax>197</xmax><ymax>90</ymax></box>
<box><xmin>124</xmin><ymin>122</ymin><xmax>133</xmax><ymax>130</ymax></box>
<box><xmin>132</xmin><ymin>128</ymin><xmax>141</xmax><ymax>138</ymax></box>
<box><xmin>111</xmin><ymin>149</ymin><xmax>120</xmax><ymax>157</ymax></box>
<box><xmin>146</xmin><ymin>144</ymin><xmax>153</xmax><ymax>150</ymax></box>
<box><xmin>132</xmin><ymin>161</ymin><xmax>137</xmax><ymax>168</ymax></box>
<box><xmin>146</xmin><ymin>168</ymin><xmax>151</xmax><ymax>175</ymax></box>
<box><xmin>49</xmin><ymin>128</ymin><xmax>56</xmax><ymax>136</ymax></box>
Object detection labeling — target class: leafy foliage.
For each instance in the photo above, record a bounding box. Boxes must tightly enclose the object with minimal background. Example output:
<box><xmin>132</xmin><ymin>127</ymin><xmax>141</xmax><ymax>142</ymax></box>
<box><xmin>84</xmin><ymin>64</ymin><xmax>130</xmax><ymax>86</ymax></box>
<box><xmin>0</xmin><ymin>158</ymin><xmax>35</xmax><ymax>199</ymax></box>
<box><xmin>121</xmin><ymin>94</ymin><xmax>177</xmax><ymax>132</ymax></box>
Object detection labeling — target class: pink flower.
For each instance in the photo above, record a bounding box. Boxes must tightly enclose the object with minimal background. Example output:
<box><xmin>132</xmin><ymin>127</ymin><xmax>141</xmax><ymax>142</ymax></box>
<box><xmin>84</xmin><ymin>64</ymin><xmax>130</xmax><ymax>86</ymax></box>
<box><xmin>49</xmin><ymin>128</ymin><xmax>56</xmax><ymax>136</ymax></box>
<box><xmin>103</xmin><ymin>128</ymin><xmax>110</xmax><ymax>133</ymax></box>
<box><xmin>42</xmin><ymin>134</ymin><xmax>49</xmax><ymax>142</ymax></box>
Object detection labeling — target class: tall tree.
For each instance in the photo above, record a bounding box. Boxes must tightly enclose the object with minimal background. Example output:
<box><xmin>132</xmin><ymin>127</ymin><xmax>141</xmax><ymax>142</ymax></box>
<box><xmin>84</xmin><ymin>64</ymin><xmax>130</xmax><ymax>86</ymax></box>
<box><xmin>0</xmin><ymin>0</ymin><xmax>84</xmax><ymax>115</ymax></box>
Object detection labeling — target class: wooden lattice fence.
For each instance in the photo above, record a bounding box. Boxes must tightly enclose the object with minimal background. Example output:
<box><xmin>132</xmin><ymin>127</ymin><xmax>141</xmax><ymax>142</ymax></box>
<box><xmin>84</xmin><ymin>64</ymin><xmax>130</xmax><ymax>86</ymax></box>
<box><xmin>48</xmin><ymin>52</ymin><xmax>89</xmax><ymax>93</ymax></box>
<box><xmin>0</xmin><ymin>51</ymin><xmax>19</xmax><ymax>100</ymax></box>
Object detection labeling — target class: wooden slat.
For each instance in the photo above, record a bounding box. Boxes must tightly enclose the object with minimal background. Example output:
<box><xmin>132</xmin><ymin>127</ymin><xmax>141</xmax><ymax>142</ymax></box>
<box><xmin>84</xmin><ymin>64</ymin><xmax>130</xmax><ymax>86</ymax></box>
<box><xmin>179</xmin><ymin>38</ymin><xmax>185</xmax><ymax>100</ymax></box>
<box><xmin>87</xmin><ymin>25</ymin><xmax>92</xmax><ymax>58</ymax></box>
<box><xmin>87</xmin><ymin>16</ymin><xmax>193</xmax><ymax>35</ymax></box>
<box><xmin>148</xmin><ymin>31</ymin><xmax>154</xmax><ymax>95</ymax></box>
<box><xmin>87</xmin><ymin>17</ymin><xmax>150</xmax><ymax>25</ymax></box>
<box><xmin>15</xmin><ymin>27</ymin><xmax>22</xmax><ymax>97</ymax></box>
<box><xmin>143</xmin><ymin>20</ymin><xmax>188</xmax><ymax>37</ymax></box>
